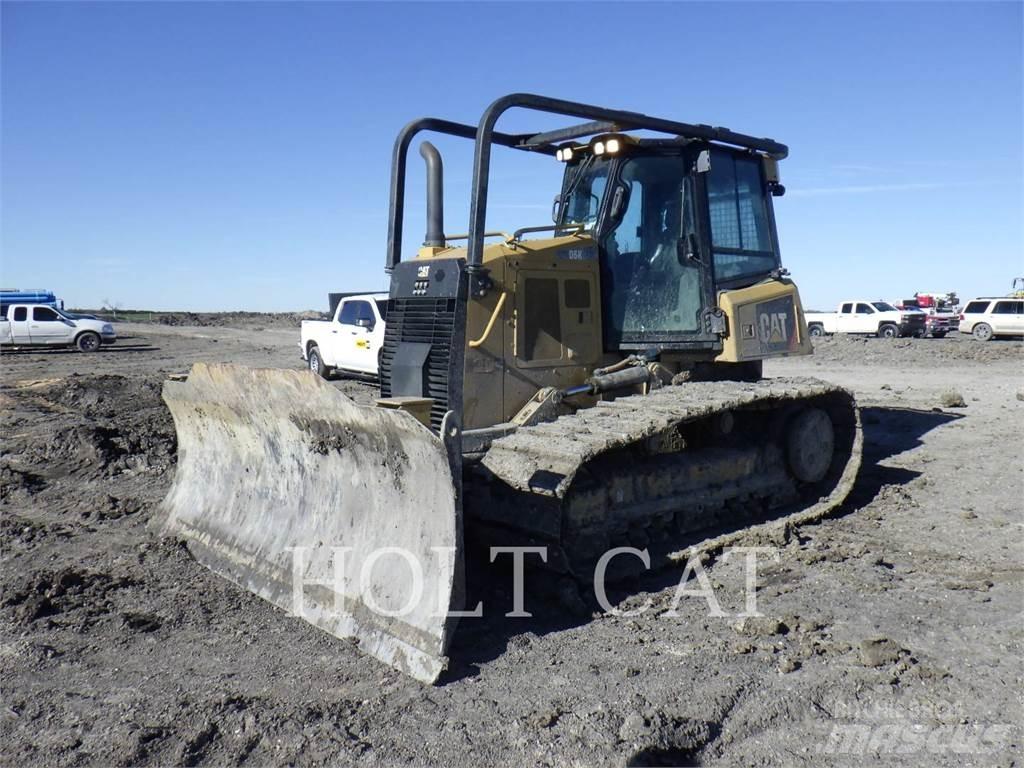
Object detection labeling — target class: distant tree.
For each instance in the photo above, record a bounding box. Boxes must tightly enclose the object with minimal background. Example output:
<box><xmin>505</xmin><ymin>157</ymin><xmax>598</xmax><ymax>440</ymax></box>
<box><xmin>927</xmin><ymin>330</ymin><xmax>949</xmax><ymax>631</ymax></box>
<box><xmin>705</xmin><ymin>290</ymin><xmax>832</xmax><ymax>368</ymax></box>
<box><xmin>101</xmin><ymin>298</ymin><xmax>123</xmax><ymax>320</ymax></box>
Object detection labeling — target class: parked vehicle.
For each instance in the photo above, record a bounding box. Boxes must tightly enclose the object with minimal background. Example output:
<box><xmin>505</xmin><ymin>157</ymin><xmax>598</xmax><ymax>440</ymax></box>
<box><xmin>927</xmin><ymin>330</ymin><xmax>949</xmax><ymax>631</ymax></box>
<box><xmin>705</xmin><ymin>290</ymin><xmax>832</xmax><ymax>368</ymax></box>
<box><xmin>0</xmin><ymin>304</ymin><xmax>116</xmax><ymax>351</ymax></box>
<box><xmin>805</xmin><ymin>300</ymin><xmax>926</xmax><ymax>339</ymax></box>
<box><xmin>893</xmin><ymin>302</ymin><xmax>953</xmax><ymax>338</ymax></box>
<box><xmin>299</xmin><ymin>293</ymin><xmax>388</xmax><ymax>377</ymax></box>
<box><xmin>958</xmin><ymin>297</ymin><xmax>1024</xmax><ymax>341</ymax></box>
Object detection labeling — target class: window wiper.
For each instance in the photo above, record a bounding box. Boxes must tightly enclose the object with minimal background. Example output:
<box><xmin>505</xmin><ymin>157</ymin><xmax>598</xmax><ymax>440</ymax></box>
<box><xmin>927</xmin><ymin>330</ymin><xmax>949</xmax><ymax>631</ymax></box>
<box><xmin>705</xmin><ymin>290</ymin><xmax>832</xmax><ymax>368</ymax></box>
<box><xmin>561</xmin><ymin>154</ymin><xmax>596</xmax><ymax>208</ymax></box>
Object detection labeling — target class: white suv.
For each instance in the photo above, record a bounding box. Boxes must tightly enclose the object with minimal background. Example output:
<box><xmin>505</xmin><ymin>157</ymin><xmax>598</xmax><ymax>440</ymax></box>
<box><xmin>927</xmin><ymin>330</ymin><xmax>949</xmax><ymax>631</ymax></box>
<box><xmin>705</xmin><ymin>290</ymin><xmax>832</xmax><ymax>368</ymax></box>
<box><xmin>958</xmin><ymin>297</ymin><xmax>1024</xmax><ymax>341</ymax></box>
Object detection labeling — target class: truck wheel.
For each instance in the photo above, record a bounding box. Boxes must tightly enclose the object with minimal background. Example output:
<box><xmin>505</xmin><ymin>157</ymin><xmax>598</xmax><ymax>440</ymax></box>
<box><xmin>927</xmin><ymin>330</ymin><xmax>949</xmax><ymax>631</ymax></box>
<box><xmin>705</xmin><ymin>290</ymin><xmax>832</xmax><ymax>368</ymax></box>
<box><xmin>76</xmin><ymin>331</ymin><xmax>101</xmax><ymax>352</ymax></box>
<box><xmin>972</xmin><ymin>323</ymin><xmax>993</xmax><ymax>342</ymax></box>
<box><xmin>307</xmin><ymin>345</ymin><xmax>329</xmax><ymax>377</ymax></box>
<box><xmin>808</xmin><ymin>324</ymin><xmax>825</xmax><ymax>338</ymax></box>
<box><xmin>878</xmin><ymin>324</ymin><xmax>899</xmax><ymax>339</ymax></box>
<box><xmin>932</xmin><ymin>331</ymin><xmax>947</xmax><ymax>339</ymax></box>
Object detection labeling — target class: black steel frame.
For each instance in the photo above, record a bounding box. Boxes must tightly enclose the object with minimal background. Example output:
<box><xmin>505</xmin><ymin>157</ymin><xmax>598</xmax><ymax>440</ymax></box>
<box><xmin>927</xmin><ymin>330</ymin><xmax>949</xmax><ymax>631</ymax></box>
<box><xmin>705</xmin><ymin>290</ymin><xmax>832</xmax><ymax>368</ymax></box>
<box><xmin>385</xmin><ymin>93</ymin><xmax>789</xmax><ymax>297</ymax></box>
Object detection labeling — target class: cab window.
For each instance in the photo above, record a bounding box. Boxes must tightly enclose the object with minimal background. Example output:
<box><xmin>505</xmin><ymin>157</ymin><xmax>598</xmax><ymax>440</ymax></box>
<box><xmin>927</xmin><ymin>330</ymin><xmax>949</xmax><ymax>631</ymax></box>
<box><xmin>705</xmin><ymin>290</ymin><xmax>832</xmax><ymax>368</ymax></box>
<box><xmin>33</xmin><ymin>307</ymin><xmax>60</xmax><ymax>321</ymax></box>
<box><xmin>707</xmin><ymin>150</ymin><xmax>776</xmax><ymax>283</ymax></box>
<box><xmin>840</xmin><ymin>303</ymin><xmax>853</xmax><ymax>313</ymax></box>
<box><xmin>13</xmin><ymin>307</ymin><xmax>27</xmax><ymax>321</ymax></box>
<box><xmin>355</xmin><ymin>301</ymin><xmax>376</xmax><ymax>327</ymax></box>
<box><xmin>338</xmin><ymin>302</ymin><xmax>360</xmax><ymax>325</ymax></box>
<box><xmin>855</xmin><ymin>303</ymin><xmax>873</xmax><ymax>314</ymax></box>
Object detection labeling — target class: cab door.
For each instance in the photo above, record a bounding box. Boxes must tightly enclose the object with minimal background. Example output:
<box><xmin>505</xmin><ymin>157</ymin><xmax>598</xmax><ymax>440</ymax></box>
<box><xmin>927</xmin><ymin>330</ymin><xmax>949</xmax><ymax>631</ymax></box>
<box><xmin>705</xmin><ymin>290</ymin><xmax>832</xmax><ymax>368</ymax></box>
<box><xmin>335</xmin><ymin>299</ymin><xmax>377</xmax><ymax>372</ymax></box>
<box><xmin>8</xmin><ymin>306</ymin><xmax>31</xmax><ymax>343</ymax></box>
<box><xmin>851</xmin><ymin>303</ymin><xmax>876</xmax><ymax>333</ymax></box>
<box><xmin>835</xmin><ymin>303</ymin><xmax>856</xmax><ymax>333</ymax></box>
<box><xmin>600</xmin><ymin>152</ymin><xmax>713</xmax><ymax>349</ymax></box>
<box><xmin>30</xmin><ymin>306</ymin><xmax>74</xmax><ymax>343</ymax></box>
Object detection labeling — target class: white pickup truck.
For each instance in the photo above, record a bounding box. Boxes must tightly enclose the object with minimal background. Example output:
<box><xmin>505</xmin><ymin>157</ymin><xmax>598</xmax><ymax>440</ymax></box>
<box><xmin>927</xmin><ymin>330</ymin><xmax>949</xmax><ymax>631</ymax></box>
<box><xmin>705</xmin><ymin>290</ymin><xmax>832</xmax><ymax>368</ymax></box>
<box><xmin>805</xmin><ymin>300</ymin><xmax>926</xmax><ymax>339</ymax></box>
<box><xmin>299</xmin><ymin>293</ymin><xmax>388</xmax><ymax>378</ymax></box>
<box><xmin>0</xmin><ymin>304</ymin><xmax>116</xmax><ymax>351</ymax></box>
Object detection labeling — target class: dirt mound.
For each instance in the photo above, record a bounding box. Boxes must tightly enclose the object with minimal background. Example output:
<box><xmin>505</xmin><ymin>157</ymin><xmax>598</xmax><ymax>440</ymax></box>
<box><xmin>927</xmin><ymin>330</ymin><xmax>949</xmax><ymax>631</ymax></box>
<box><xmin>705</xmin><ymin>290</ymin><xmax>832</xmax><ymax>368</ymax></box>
<box><xmin>809</xmin><ymin>333</ymin><xmax>1023</xmax><ymax>366</ymax></box>
<box><xmin>1</xmin><ymin>374</ymin><xmax>176</xmax><ymax>484</ymax></box>
<box><xmin>2</xmin><ymin>566</ymin><xmax>138</xmax><ymax>629</ymax></box>
<box><xmin>153</xmin><ymin>310</ymin><xmax>324</xmax><ymax>329</ymax></box>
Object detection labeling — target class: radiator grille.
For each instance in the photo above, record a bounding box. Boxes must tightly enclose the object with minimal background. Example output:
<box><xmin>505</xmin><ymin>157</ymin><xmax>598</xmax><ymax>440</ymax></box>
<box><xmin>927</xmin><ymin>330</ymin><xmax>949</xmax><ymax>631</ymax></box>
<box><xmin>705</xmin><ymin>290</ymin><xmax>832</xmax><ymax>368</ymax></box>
<box><xmin>380</xmin><ymin>297</ymin><xmax>457</xmax><ymax>432</ymax></box>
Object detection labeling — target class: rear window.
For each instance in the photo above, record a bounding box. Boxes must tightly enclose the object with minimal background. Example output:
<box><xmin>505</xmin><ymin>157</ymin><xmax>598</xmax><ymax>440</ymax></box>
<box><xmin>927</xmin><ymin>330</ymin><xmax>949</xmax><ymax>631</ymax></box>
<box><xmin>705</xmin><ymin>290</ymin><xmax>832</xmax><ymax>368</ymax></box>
<box><xmin>963</xmin><ymin>301</ymin><xmax>990</xmax><ymax>314</ymax></box>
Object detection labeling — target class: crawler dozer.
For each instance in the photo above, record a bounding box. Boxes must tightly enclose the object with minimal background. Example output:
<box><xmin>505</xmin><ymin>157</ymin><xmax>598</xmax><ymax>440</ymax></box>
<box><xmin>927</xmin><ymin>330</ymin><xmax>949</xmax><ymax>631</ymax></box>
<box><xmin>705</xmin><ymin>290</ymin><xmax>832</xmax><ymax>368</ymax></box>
<box><xmin>161</xmin><ymin>94</ymin><xmax>862</xmax><ymax>683</ymax></box>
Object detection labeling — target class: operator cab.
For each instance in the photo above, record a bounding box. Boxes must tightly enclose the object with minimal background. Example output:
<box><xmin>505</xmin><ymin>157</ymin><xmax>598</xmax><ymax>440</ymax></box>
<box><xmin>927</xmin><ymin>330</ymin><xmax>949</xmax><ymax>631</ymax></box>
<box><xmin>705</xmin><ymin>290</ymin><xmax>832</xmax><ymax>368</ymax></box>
<box><xmin>555</xmin><ymin>138</ymin><xmax>784</xmax><ymax>350</ymax></box>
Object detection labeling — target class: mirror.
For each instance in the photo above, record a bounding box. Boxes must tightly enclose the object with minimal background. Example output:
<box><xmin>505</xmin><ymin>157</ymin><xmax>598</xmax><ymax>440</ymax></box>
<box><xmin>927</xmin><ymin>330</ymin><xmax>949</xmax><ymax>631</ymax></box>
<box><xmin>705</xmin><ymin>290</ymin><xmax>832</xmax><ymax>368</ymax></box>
<box><xmin>696</xmin><ymin>150</ymin><xmax>711</xmax><ymax>174</ymax></box>
<box><xmin>608</xmin><ymin>185</ymin><xmax>629</xmax><ymax>221</ymax></box>
<box><xmin>677</xmin><ymin>232</ymin><xmax>701</xmax><ymax>265</ymax></box>
<box><xmin>355</xmin><ymin>317</ymin><xmax>374</xmax><ymax>330</ymax></box>
<box><xmin>551</xmin><ymin>195</ymin><xmax>561</xmax><ymax>223</ymax></box>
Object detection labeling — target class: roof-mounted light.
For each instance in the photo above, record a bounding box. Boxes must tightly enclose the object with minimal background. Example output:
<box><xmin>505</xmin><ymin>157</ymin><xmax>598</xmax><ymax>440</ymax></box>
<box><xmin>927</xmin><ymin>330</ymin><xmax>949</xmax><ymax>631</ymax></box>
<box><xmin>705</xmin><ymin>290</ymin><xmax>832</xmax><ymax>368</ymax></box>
<box><xmin>555</xmin><ymin>145</ymin><xmax>576</xmax><ymax>162</ymax></box>
<box><xmin>593</xmin><ymin>141</ymin><xmax>606</xmax><ymax>156</ymax></box>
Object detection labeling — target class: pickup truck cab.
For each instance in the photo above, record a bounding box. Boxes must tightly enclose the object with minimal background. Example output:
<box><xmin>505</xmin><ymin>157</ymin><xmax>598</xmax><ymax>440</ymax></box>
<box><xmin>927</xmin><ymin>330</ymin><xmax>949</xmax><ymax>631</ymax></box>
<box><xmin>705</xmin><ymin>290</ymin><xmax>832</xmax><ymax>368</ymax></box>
<box><xmin>805</xmin><ymin>301</ymin><xmax>925</xmax><ymax>339</ymax></box>
<box><xmin>299</xmin><ymin>293</ymin><xmax>388</xmax><ymax>378</ymax></box>
<box><xmin>1</xmin><ymin>304</ymin><xmax>116</xmax><ymax>351</ymax></box>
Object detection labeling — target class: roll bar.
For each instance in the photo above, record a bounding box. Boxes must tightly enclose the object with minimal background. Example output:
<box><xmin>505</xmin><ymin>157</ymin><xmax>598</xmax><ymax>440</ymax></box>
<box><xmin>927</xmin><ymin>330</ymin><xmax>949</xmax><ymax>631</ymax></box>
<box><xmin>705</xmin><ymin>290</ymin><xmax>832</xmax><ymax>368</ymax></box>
<box><xmin>385</xmin><ymin>93</ymin><xmax>789</xmax><ymax>293</ymax></box>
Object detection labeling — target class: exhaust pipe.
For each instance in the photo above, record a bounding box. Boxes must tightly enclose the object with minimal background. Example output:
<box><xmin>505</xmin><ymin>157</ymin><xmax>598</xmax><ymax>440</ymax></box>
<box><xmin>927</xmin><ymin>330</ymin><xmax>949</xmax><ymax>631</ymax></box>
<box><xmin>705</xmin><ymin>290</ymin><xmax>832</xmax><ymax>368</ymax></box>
<box><xmin>419</xmin><ymin>141</ymin><xmax>445</xmax><ymax>247</ymax></box>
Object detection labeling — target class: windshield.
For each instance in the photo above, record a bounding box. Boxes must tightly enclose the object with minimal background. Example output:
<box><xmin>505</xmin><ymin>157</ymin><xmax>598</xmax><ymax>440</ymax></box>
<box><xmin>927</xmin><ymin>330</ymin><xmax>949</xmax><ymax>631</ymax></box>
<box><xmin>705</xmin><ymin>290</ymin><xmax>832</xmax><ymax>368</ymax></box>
<box><xmin>872</xmin><ymin>302</ymin><xmax>897</xmax><ymax>312</ymax></box>
<box><xmin>559</xmin><ymin>156</ymin><xmax>610</xmax><ymax>228</ymax></box>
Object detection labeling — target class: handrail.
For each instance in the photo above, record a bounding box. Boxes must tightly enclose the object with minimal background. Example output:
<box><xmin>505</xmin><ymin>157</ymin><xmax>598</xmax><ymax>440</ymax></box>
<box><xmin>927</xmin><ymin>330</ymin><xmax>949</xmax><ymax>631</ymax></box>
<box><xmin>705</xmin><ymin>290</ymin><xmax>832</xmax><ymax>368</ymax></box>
<box><xmin>467</xmin><ymin>292</ymin><xmax>507</xmax><ymax>349</ymax></box>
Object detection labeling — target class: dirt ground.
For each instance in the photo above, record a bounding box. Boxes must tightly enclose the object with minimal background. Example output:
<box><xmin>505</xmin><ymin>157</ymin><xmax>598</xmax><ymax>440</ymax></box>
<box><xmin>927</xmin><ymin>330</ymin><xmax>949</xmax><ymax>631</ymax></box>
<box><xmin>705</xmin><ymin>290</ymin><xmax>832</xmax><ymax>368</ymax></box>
<box><xmin>2</xmin><ymin>324</ymin><xmax>1022</xmax><ymax>767</ymax></box>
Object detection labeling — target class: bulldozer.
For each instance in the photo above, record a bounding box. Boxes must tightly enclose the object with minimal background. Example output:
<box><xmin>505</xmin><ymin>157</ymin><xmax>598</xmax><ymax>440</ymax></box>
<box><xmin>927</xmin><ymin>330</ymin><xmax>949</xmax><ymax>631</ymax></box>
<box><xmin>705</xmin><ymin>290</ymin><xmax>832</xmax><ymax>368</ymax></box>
<box><xmin>161</xmin><ymin>94</ymin><xmax>862</xmax><ymax>683</ymax></box>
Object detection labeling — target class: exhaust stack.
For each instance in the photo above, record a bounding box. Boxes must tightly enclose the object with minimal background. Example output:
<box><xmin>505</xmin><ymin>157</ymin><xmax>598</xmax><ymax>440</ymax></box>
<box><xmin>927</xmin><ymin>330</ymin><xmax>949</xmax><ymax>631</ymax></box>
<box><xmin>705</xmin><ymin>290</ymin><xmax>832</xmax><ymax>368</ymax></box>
<box><xmin>419</xmin><ymin>141</ymin><xmax>445</xmax><ymax>248</ymax></box>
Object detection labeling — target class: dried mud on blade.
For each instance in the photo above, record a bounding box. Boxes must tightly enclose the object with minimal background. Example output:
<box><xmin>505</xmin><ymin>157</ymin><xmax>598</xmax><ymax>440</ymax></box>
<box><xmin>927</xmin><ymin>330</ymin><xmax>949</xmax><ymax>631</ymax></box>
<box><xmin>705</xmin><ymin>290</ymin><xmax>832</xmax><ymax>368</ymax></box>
<box><xmin>159</xmin><ymin>363</ymin><xmax>461</xmax><ymax>683</ymax></box>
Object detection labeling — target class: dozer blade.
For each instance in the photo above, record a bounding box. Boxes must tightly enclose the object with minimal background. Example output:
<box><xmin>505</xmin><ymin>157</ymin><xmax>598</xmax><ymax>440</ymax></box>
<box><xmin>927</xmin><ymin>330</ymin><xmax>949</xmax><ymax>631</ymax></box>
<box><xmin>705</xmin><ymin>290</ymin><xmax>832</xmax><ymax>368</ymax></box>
<box><xmin>160</xmin><ymin>363</ymin><xmax>461</xmax><ymax>683</ymax></box>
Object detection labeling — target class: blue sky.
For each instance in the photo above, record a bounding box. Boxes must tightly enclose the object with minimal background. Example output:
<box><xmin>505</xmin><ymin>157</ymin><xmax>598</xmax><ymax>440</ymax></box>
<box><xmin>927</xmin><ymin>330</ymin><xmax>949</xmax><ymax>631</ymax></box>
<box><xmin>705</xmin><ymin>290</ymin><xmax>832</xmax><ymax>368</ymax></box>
<box><xmin>2</xmin><ymin>1</ymin><xmax>1021</xmax><ymax>311</ymax></box>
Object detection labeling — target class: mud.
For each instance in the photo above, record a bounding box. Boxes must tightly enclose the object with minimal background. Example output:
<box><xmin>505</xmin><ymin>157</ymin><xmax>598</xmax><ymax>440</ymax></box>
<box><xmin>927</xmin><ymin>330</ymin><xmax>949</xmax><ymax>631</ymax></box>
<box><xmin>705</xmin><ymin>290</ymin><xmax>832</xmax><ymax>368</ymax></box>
<box><xmin>1</xmin><ymin>322</ymin><xmax>1021</xmax><ymax>766</ymax></box>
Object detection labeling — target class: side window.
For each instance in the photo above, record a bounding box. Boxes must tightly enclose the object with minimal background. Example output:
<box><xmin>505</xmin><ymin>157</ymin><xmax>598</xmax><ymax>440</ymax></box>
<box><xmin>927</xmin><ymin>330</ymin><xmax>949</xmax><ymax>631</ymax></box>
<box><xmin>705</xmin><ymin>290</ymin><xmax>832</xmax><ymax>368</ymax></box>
<box><xmin>337</xmin><ymin>302</ymin><xmax>359</xmax><ymax>325</ymax></box>
<box><xmin>855</xmin><ymin>303</ymin><xmax>873</xmax><ymax>314</ymax></box>
<box><xmin>354</xmin><ymin>301</ymin><xmax>376</xmax><ymax>327</ymax></box>
<box><xmin>375</xmin><ymin>300</ymin><xmax>389</xmax><ymax>321</ymax></box>
<box><xmin>840</xmin><ymin>303</ymin><xmax>853</xmax><ymax>313</ymax></box>
<box><xmin>13</xmin><ymin>307</ymin><xmax>27</xmax><ymax>321</ymax></box>
<box><xmin>993</xmin><ymin>301</ymin><xmax>1023</xmax><ymax>314</ymax></box>
<box><xmin>708</xmin><ymin>153</ymin><xmax>771</xmax><ymax>251</ymax></box>
<box><xmin>33</xmin><ymin>307</ymin><xmax>60</xmax><ymax>321</ymax></box>
<box><xmin>963</xmin><ymin>301</ymin><xmax>989</xmax><ymax>314</ymax></box>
